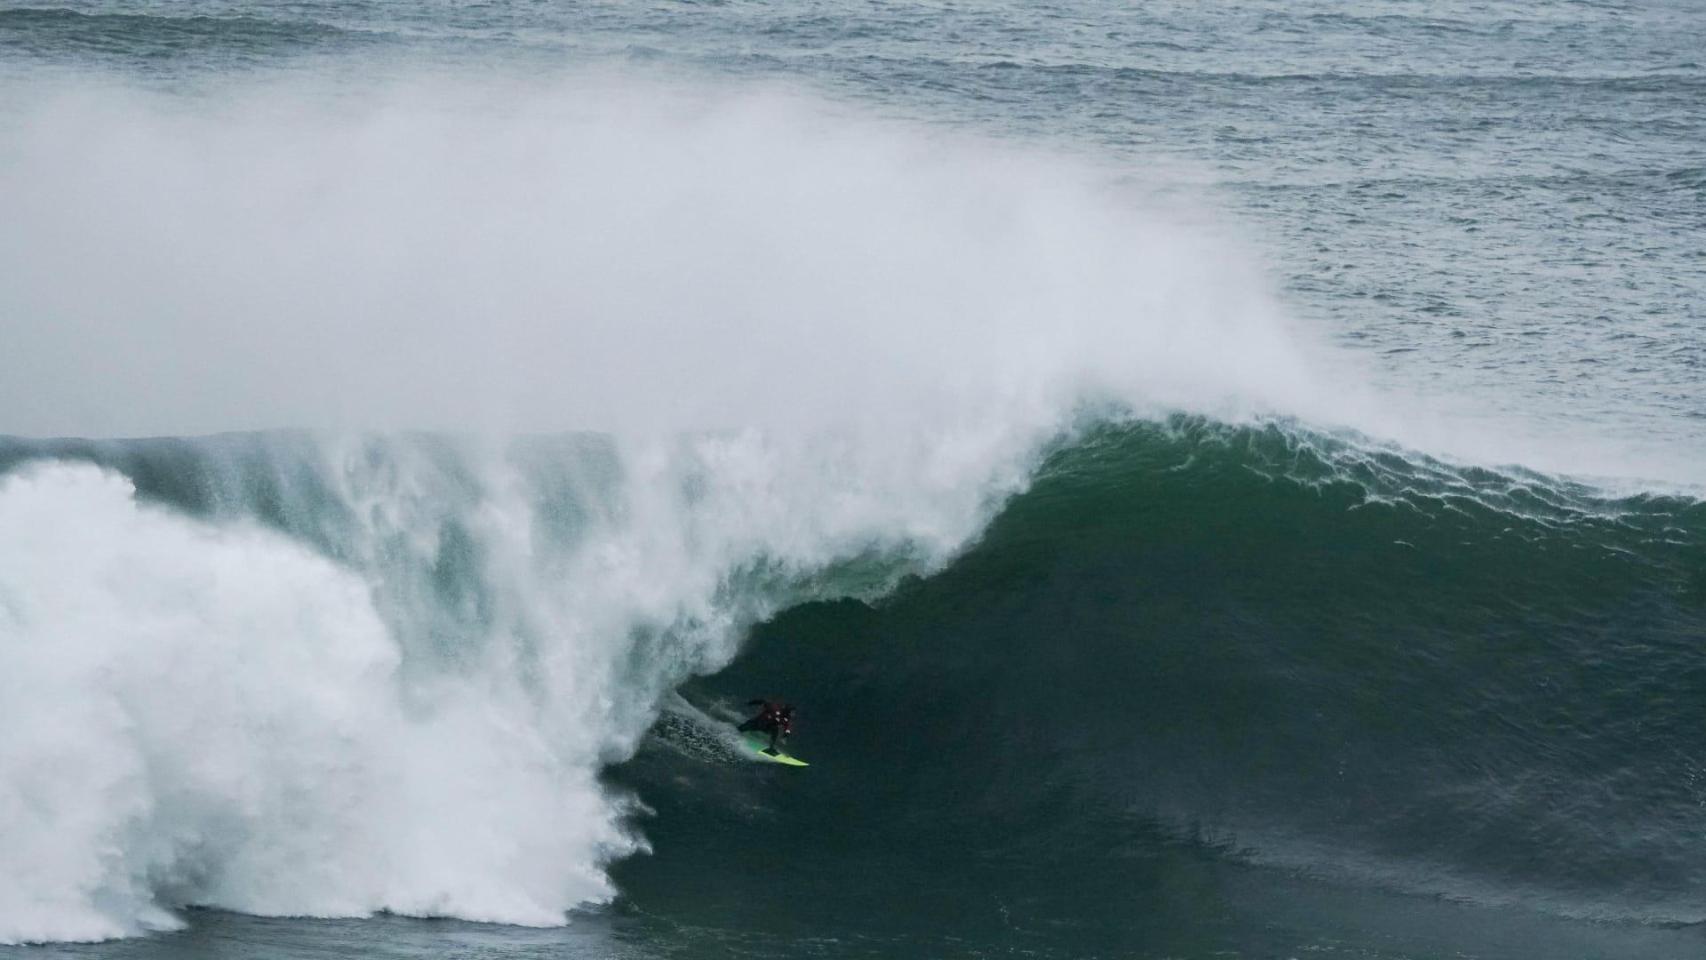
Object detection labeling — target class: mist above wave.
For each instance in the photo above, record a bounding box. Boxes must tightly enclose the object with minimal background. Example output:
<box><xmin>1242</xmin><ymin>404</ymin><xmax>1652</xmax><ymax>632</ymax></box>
<box><xmin>0</xmin><ymin>69</ymin><xmax>1325</xmax><ymax>442</ymax></box>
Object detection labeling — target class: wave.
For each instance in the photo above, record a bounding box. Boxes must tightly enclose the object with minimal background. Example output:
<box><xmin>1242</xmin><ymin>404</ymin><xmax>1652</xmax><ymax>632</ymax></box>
<box><xmin>2</xmin><ymin>68</ymin><xmax>1700</xmax><ymax>950</ymax></box>
<box><xmin>2</xmin><ymin>414</ymin><xmax>1700</xmax><ymax>944</ymax></box>
<box><xmin>624</xmin><ymin>418</ymin><xmax>1706</xmax><ymax>930</ymax></box>
<box><xmin>0</xmin><ymin>68</ymin><xmax>1348</xmax><ymax>943</ymax></box>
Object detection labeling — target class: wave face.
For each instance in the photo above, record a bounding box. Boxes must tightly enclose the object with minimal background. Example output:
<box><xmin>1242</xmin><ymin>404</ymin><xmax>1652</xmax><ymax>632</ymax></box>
<box><xmin>618</xmin><ymin>418</ymin><xmax>1706</xmax><ymax>953</ymax></box>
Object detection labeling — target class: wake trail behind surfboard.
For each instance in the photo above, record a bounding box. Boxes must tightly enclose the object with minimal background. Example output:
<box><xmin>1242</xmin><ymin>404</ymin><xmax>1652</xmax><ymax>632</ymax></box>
<box><xmin>654</xmin><ymin>693</ymin><xmax>794</xmax><ymax>765</ymax></box>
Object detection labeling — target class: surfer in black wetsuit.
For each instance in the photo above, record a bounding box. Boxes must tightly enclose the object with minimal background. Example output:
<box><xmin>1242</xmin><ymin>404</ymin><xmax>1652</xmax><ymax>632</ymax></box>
<box><xmin>738</xmin><ymin>699</ymin><xmax>795</xmax><ymax>754</ymax></box>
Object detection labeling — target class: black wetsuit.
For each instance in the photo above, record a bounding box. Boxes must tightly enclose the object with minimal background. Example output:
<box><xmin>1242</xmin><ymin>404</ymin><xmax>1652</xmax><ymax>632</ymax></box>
<box><xmin>738</xmin><ymin>699</ymin><xmax>795</xmax><ymax>752</ymax></box>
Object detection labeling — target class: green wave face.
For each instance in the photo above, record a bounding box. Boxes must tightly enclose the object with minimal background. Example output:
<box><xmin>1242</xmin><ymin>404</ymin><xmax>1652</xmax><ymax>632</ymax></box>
<box><xmin>623</xmin><ymin>419</ymin><xmax>1706</xmax><ymax>955</ymax></box>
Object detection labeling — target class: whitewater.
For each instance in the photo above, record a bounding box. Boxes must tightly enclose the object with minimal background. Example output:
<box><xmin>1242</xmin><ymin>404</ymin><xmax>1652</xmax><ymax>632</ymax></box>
<box><xmin>1</xmin><ymin>2</ymin><xmax>1703</xmax><ymax>959</ymax></box>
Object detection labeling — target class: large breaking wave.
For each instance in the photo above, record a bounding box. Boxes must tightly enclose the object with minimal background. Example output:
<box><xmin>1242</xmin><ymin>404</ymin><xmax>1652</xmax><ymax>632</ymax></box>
<box><xmin>0</xmin><ymin>67</ymin><xmax>1344</xmax><ymax>943</ymax></box>
<box><xmin>2</xmin><ymin>68</ymin><xmax>1699</xmax><ymax>948</ymax></box>
<box><xmin>3</xmin><ymin>418</ymin><xmax>1700</xmax><ymax>946</ymax></box>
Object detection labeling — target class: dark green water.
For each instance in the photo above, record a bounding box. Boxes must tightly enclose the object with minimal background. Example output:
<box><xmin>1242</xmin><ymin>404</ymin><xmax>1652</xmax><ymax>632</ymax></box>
<box><xmin>620</xmin><ymin>420</ymin><xmax>1706</xmax><ymax>957</ymax></box>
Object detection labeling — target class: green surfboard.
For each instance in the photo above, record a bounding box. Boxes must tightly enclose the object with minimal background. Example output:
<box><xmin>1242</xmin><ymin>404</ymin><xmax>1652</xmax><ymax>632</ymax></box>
<box><xmin>742</xmin><ymin>732</ymin><xmax>808</xmax><ymax>767</ymax></box>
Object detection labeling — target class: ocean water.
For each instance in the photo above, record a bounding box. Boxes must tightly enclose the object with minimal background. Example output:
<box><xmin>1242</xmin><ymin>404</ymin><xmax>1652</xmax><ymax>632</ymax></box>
<box><xmin>1</xmin><ymin>2</ymin><xmax>1703</xmax><ymax>958</ymax></box>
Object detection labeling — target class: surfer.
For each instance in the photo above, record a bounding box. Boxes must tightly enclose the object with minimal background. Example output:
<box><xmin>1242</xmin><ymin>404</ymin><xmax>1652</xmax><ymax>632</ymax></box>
<box><xmin>738</xmin><ymin>699</ymin><xmax>795</xmax><ymax>755</ymax></box>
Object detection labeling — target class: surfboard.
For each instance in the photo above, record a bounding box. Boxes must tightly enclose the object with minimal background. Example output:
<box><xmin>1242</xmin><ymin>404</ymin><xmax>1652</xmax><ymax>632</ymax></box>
<box><xmin>741</xmin><ymin>732</ymin><xmax>808</xmax><ymax>767</ymax></box>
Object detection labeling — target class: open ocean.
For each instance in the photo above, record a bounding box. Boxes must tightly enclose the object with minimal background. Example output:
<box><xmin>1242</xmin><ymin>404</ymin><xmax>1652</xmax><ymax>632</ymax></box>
<box><xmin>1</xmin><ymin>2</ymin><xmax>1703</xmax><ymax>958</ymax></box>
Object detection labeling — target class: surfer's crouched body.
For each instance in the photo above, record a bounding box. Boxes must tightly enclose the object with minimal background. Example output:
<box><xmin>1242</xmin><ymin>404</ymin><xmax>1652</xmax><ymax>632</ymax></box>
<box><xmin>739</xmin><ymin>699</ymin><xmax>795</xmax><ymax>753</ymax></box>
